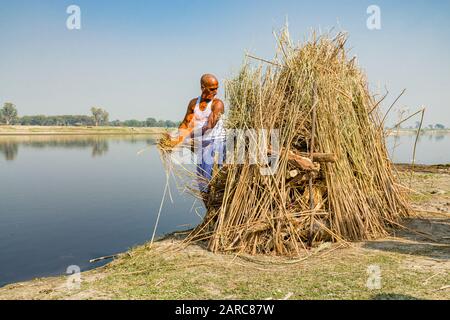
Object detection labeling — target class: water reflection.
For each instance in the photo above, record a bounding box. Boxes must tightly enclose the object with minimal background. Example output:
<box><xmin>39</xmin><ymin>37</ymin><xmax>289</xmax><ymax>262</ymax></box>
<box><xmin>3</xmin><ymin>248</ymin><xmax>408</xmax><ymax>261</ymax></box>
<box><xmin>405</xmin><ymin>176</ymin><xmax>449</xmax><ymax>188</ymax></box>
<box><xmin>2</xmin><ymin>133</ymin><xmax>448</xmax><ymax>164</ymax></box>
<box><xmin>387</xmin><ymin>132</ymin><xmax>450</xmax><ymax>164</ymax></box>
<box><xmin>91</xmin><ymin>139</ymin><xmax>109</xmax><ymax>157</ymax></box>
<box><xmin>0</xmin><ymin>135</ymin><xmax>159</xmax><ymax>161</ymax></box>
<box><xmin>0</xmin><ymin>141</ymin><xmax>18</xmax><ymax>161</ymax></box>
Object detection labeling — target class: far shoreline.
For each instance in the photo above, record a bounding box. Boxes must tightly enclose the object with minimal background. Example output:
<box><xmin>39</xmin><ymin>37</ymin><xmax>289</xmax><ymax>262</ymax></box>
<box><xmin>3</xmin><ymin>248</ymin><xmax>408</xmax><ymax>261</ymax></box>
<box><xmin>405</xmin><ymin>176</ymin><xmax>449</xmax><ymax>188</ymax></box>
<box><xmin>2</xmin><ymin>125</ymin><xmax>449</xmax><ymax>136</ymax></box>
<box><xmin>0</xmin><ymin>125</ymin><xmax>172</xmax><ymax>136</ymax></box>
<box><xmin>386</xmin><ymin>128</ymin><xmax>450</xmax><ymax>136</ymax></box>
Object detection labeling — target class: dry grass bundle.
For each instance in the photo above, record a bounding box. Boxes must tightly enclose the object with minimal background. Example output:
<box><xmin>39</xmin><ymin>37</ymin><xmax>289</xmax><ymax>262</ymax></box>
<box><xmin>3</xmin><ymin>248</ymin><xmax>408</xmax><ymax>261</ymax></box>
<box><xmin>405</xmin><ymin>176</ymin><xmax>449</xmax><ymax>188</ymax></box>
<box><xmin>162</xmin><ymin>27</ymin><xmax>411</xmax><ymax>256</ymax></box>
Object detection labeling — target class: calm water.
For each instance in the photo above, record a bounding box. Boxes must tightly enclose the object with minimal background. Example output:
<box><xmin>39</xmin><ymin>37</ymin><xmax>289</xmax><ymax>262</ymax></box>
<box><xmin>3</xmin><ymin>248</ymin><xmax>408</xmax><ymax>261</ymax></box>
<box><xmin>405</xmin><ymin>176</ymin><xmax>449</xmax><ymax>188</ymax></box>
<box><xmin>386</xmin><ymin>132</ymin><xmax>450</xmax><ymax>165</ymax></box>
<box><xmin>0</xmin><ymin>135</ymin><xmax>202</xmax><ymax>287</ymax></box>
<box><xmin>0</xmin><ymin>133</ymin><xmax>449</xmax><ymax>287</ymax></box>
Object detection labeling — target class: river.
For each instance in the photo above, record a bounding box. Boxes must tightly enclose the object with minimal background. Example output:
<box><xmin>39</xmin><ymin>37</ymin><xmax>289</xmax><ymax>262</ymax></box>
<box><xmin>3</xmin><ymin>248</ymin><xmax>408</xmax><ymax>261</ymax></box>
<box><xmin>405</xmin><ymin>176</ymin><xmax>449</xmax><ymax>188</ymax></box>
<box><xmin>0</xmin><ymin>135</ymin><xmax>202</xmax><ymax>287</ymax></box>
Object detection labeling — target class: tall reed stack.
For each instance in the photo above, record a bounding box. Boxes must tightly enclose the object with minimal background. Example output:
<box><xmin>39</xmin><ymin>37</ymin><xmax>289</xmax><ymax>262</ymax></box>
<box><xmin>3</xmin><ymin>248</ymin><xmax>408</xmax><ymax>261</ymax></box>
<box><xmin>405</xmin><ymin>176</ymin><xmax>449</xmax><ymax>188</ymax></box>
<box><xmin>161</xmin><ymin>28</ymin><xmax>411</xmax><ymax>256</ymax></box>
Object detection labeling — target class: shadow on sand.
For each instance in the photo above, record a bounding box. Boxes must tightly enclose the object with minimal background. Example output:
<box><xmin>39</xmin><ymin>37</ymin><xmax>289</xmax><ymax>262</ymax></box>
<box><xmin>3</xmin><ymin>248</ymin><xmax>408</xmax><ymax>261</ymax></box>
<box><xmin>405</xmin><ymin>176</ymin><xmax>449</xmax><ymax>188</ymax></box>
<box><xmin>363</xmin><ymin>217</ymin><xmax>450</xmax><ymax>261</ymax></box>
<box><xmin>372</xmin><ymin>293</ymin><xmax>420</xmax><ymax>300</ymax></box>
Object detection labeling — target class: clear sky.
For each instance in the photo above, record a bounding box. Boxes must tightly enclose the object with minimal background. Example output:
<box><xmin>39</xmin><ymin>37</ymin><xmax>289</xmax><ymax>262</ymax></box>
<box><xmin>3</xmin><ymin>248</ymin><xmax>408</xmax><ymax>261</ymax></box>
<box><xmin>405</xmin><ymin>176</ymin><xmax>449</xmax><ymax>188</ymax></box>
<box><xmin>1</xmin><ymin>0</ymin><xmax>449</xmax><ymax>126</ymax></box>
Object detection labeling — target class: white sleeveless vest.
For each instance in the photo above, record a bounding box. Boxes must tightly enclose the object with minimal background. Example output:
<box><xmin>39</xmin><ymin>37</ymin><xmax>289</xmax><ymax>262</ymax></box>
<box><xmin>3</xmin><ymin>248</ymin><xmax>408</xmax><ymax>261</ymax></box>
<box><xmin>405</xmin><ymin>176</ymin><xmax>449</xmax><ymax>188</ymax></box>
<box><xmin>193</xmin><ymin>96</ymin><xmax>213</xmax><ymax>131</ymax></box>
<box><xmin>192</xmin><ymin>96</ymin><xmax>226</xmax><ymax>142</ymax></box>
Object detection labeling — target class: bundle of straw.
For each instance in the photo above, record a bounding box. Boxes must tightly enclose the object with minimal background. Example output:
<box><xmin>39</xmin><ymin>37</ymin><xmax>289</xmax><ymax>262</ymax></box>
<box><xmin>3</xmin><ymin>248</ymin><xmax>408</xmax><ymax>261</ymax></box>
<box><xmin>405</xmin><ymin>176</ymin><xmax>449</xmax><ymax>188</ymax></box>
<box><xmin>163</xmin><ymin>27</ymin><xmax>411</xmax><ymax>255</ymax></box>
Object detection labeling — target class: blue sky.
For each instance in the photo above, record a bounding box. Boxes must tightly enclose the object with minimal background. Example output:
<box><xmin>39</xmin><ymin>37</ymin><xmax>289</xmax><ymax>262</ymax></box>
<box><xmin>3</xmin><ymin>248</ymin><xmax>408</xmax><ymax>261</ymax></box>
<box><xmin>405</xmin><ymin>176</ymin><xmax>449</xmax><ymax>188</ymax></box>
<box><xmin>0</xmin><ymin>0</ymin><xmax>449</xmax><ymax>126</ymax></box>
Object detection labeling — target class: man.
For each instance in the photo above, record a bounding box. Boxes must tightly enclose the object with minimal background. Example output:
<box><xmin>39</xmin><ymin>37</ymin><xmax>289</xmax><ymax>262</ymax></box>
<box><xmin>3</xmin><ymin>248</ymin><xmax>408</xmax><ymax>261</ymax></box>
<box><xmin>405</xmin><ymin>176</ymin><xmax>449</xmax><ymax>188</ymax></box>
<box><xmin>167</xmin><ymin>74</ymin><xmax>226</xmax><ymax>193</ymax></box>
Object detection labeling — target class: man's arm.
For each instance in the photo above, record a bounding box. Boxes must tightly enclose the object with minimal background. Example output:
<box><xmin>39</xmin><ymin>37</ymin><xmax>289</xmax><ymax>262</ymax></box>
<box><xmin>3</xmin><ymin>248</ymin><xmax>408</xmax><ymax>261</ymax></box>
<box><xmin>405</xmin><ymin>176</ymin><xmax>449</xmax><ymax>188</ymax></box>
<box><xmin>201</xmin><ymin>99</ymin><xmax>224</xmax><ymax>135</ymax></box>
<box><xmin>179</xmin><ymin>99</ymin><xmax>196</xmax><ymax>130</ymax></box>
<box><xmin>163</xmin><ymin>99</ymin><xmax>196</xmax><ymax>148</ymax></box>
<box><xmin>174</xmin><ymin>98</ymin><xmax>197</xmax><ymax>143</ymax></box>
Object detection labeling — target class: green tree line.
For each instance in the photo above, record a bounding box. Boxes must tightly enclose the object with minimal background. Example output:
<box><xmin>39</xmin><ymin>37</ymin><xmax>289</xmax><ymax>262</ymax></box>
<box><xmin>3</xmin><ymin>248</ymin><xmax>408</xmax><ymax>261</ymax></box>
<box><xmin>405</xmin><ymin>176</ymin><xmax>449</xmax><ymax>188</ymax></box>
<box><xmin>0</xmin><ymin>103</ymin><xmax>179</xmax><ymax>128</ymax></box>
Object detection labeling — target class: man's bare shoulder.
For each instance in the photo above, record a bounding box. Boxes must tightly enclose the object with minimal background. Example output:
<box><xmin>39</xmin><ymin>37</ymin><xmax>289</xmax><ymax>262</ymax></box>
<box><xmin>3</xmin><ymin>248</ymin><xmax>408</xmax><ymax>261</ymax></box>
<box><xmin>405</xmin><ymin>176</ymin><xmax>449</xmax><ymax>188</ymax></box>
<box><xmin>212</xmin><ymin>98</ymin><xmax>225</xmax><ymax>111</ymax></box>
<box><xmin>187</xmin><ymin>98</ymin><xmax>198</xmax><ymax>111</ymax></box>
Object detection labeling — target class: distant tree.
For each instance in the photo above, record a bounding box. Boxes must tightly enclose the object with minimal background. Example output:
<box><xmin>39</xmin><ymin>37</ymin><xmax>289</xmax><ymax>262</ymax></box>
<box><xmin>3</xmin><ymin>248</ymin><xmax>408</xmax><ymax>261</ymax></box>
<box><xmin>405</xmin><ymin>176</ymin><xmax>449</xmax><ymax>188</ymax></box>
<box><xmin>428</xmin><ymin>124</ymin><xmax>434</xmax><ymax>130</ymax></box>
<box><xmin>101</xmin><ymin>110</ymin><xmax>109</xmax><ymax>125</ymax></box>
<box><xmin>123</xmin><ymin>119</ymin><xmax>143</xmax><ymax>127</ymax></box>
<box><xmin>91</xmin><ymin>107</ymin><xmax>109</xmax><ymax>126</ymax></box>
<box><xmin>16</xmin><ymin>111</ymin><xmax>177</xmax><ymax>128</ymax></box>
<box><xmin>434</xmin><ymin>123</ymin><xmax>445</xmax><ymax>129</ymax></box>
<box><xmin>110</xmin><ymin>119</ymin><xmax>122</xmax><ymax>127</ymax></box>
<box><xmin>1</xmin><ymin>103</ymin><xmax>18</xmax><ymax>125</ymax></box>
<box><xmin>19</xmin><ymin>116</ymin><xmax>32</xmax><ymax>125</ymax></box>
<box><xmin>55</xmin><ymin>116</ymin><xmax>66</xmax><ymax>126</ymax></box>
<box><xmin>91</xmin><ymin>107</ymin><xmax>102</xmax><ymax>126</ymax></box>
<box><xmin>145</xmin><ymin>117</ymin><xmax>157</xmax><ymax>127</ymax></box>
<box><xmin>164</xmin><ymin>120</ymin><xmax>175</xmax><ymax>128</ymax></box>
<box><xmin>30</xmin><ymin>115</ymin><xmax>46</xmax><ymax>125</ymax></box>
<box><xmin>414</xmin><ymin>121</ymin><xmax>421</xmax><ymax>129</ymax></box>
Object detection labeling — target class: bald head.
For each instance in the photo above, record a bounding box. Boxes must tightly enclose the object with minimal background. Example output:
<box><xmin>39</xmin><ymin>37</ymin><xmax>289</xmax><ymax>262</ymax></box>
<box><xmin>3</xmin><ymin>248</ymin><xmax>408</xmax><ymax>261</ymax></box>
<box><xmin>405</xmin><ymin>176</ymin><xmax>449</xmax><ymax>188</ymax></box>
<box><xmin>200</xmin><ymin>74</ymin><xmax>218</xmax><ymax>87</ymax></box>
<box><xmin>200</xmin><ymin>74</ymin><xmax>219</xmax><ymax>101</ymax></box>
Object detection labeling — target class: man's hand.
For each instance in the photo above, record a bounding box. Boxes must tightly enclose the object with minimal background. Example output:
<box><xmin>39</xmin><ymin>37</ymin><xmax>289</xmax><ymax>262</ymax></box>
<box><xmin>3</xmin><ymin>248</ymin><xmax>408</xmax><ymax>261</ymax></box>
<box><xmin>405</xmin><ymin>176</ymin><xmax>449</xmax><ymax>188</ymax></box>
<box><xmin>159</xmin><ymin>133</ymin><xmax>182</xmax><ymax>150</ymax></box>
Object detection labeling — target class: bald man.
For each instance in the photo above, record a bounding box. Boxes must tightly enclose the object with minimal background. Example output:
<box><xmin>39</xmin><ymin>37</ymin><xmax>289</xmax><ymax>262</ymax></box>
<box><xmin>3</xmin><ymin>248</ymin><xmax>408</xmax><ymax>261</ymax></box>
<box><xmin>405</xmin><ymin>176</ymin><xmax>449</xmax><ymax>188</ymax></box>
<box><xmin>168</xmin><ymin>74</ymin><xmax>226</xmax><ymax>193</ymax></box>
<box><xmin>178</xmin><ymin>74</ymin><xmax>224</xmax><ymax>142</ymax></box>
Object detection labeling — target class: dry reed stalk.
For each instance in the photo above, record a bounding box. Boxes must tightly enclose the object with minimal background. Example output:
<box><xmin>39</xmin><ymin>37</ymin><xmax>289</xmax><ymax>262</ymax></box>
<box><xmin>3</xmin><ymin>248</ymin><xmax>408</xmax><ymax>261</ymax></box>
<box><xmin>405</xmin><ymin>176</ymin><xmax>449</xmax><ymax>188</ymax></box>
<box><xmin>159</xmin><ymin>27</ymin><xmax>411</xmax><ymax>256</ymax></box>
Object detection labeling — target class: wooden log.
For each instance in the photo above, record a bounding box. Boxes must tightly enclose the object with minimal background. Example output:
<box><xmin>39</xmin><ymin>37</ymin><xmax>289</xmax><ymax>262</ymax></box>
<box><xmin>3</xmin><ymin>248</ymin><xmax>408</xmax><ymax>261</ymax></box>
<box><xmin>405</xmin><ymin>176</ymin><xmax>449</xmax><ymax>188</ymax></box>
<box><xmin>89</xmin><ymin>254</ymin><xmax>118</xmax><ymax>263</ymax></box>
<box><xmin>287</xmin><ymin>172</ymin><xmax>313</xmax><ymax>186</ymax></box>
<box><xmin>268</xmin><ymin>147</ymin><xmax>336</xmax><ymax>166</ymax></box>
<box><xmin>287</xmin><ymin>150</ymin><xmax>319</xmax><ymax>171</ymax></box>
<box><xmin>287</xmin><ymin>169</ymin><xmax>299</xmax><ymax>178</ymax></box>
<box><xmin>299</xmin><ymin>152</ymin><xmax>336</xmax><ymax>163</ymax></box>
